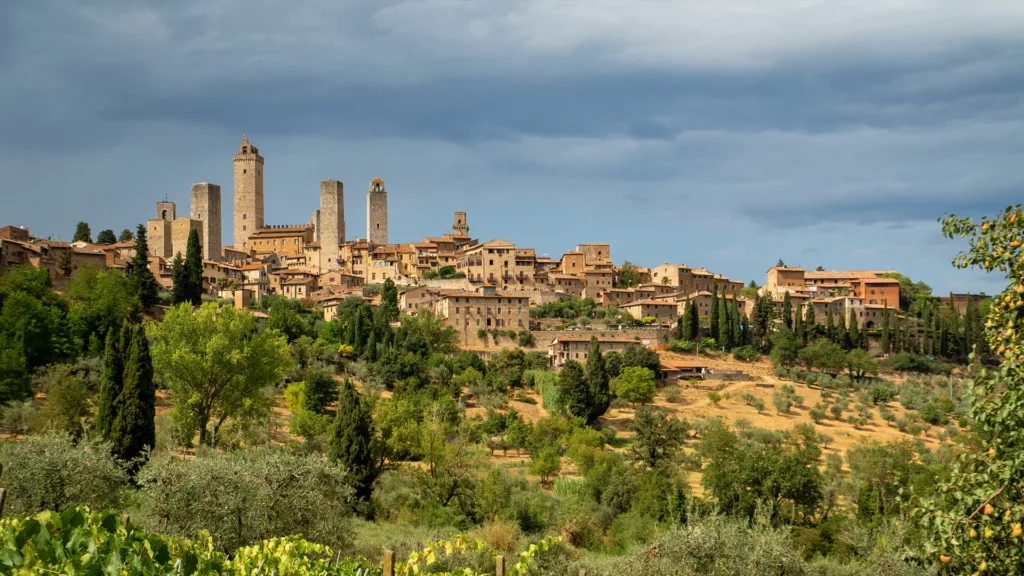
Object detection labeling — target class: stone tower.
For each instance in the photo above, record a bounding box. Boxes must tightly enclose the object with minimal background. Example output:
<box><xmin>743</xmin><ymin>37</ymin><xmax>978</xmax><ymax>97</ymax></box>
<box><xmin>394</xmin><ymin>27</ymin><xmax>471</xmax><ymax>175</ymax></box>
<box><xmin>452</xmin><ymin>211</ymin><xmax>469</xmax><ymax>236</ymax></box>
<box><xmin>191</xmin><ymin>183</ymin><xmax>222</xmax><ymax>261</ymax></box>
<box><xmin>148</xmin><ymin>201</ymin><xmax>176</xmax><ymax>258</ymax></box>
<box><xmin>367</xmin><ymin>177</ymin><xmax>388</xmax><ymax>245</ymax></box>
<box><xmin>319</xmin><ymin>180</ymin><xmax>345</xmax><ymax>271</ymax></box>
<box><xmin>156</xmin><ymin>201</ymin><xmax>176</xmax><ymax>221</ymax></box>
<box><xmin>233</xmin><ymin>134</ymin><xmax>264</xmax><ymax>252</ymax></box>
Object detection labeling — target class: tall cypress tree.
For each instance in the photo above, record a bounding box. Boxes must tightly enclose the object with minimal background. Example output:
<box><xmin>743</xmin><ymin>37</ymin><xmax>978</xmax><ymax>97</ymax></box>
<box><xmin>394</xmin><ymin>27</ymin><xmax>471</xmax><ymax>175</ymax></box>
<box><xmin>730</xmin><ymin>298</ymin><xmax>741</xmax><ymax>349</ymax></box>
<box><xmin>170</xmin><ymin>252</ymin><xmax>189</xmax><ymax>305</ymax></box>
<box><xmin>804</xmin><ymin>301</ymin><xmax>816</xmax><ymax>332</ymax></box>
<box><xmin>847</xmin><ymin>309</ymin><xmax>859</xmax><ymax>352</ymax></box>
<box><xmin>718</xmin><ymin>295</ymin><xmax>731</xmax><ymax>350</ymax></box>
<box><xmin>130</xmin><ymin>223</ymin><xmax>159</xmax><ymax>309</ymax></box>
<box><xmin>365</xmin><ymin>327</ymin><xmax>378</xmax><ymax>362</ymax></box>
<box><xmin>739</xmin><ymin>309</ymin><xmax>750</xmax><ymax>346</ymax></box>
<box><xmin>684</xmin><ymin>296</ymin><xmax>699</xmax><ymax>341</ymax></box>
<box><xmin>837</xmin><ymin>307</ymin><xmax>848</xmax><ymax>349</ymax></box>
<box><xmin>782</xmin><ymin>292</ymin><xmax>793</xmax><ymax>330</ymax></box>
<box><xmin>893</xmin><ymin>315</ymin><xmax>903</xmax><ymax>353</ymax></box>
<box><xmin>709</xmin><ymin>284</ymin><xmax>720</xmax><ymax>342</ymax></box>
<box><xmin>557</xmin><ymin>361</ymin><xmax>589</xmax><ymax>420</ymax></box>
<box><xmin>825</xmin><ymin>307</ymin><xmax>835</xmax><ymax>343</ymax></box>
<box><xmin>109</xmin><ymin>324</ymin><xmax>156</xmax><ymax>471</ymax></box>
<box><xmin>584</xmin><ymin>336</ymin><xmax>610</xmax><ymax>423</ymax></box>
<box><xmin>184</xmin><ymin>228</ymin><xmax>204</xmax><ymax>305</ymax></box>
<box><xmin>880</xmin><ymin>306</ymin><xmax>891</xmax><ymax>353</ymax></box>
<box><xmin>94</xmin><ymin>325</ymin><xmax>127</xmax><ymax>440</ymax></box>
<box><xmin>329</xmin><ymin>379</ymin><xmax>376</xmax><ymax>501</ymax></box>
<box><xmin>795</xmin><ymin>304</ymin><xmax>805</xmax><ymax>346</ymax></box>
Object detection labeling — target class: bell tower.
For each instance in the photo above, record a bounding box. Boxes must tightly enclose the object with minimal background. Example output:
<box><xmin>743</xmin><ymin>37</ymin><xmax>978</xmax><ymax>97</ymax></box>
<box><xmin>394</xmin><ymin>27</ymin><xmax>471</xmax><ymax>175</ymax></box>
<box><xmin>367</xmin><ymin>177</ymin><xmax>388</xmax><ymax>245</ymax></box>
<box><xmin>233</xmin><ymin>134</ymin><xmax>264</xmax><ymax>252</ymax></box>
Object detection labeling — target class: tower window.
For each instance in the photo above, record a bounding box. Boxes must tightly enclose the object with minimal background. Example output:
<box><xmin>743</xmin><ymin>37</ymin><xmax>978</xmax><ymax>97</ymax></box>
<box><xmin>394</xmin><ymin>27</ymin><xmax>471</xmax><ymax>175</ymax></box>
<box><xmin>161</xmin><ymin>209</ymin><xmax>168</xmax><ymax>219</ymax></box>
<box><xmin>376</xmin><ymin>224</ymin><xmax>380</xmax><ymax>229</ymax></box>
<box><xmin>242</xmin><ymin>214</ymin><xmax>246</xmax><ymax>220</ymax></box>
<box><xmin>243</xmin><ymin>169</ymin><xmax>247</xmax><ymax>174</ymax></box>
<box><xmin>242</xmin><ymin>225</ymin><xmax>246</xmax><ymax>231</ymax></box>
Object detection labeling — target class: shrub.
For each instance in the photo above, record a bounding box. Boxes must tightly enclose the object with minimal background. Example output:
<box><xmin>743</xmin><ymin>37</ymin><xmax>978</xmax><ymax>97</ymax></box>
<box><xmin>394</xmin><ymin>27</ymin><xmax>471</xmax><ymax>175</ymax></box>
<box><xmin>868</xmin><ymin>385</ymin><xmax>896</xmax><ymax>406</ymax></box>
<box><xmin>919</xmin><ymin>402</ymin><xmax>945</xmax><ymax>425</ymax></box>
<box><xmin>707</xmin><ymin>391</ymin><xmax>721</xmax><ymax>407</ymax></box>
<box><xmin>772</xmin><ymin>391</ymin><xmax>793</xmax><ymax>414</ymax></box>
<box><xmin>809</xmin><ymin>406</ymin><xmax>827</xmax><ymax>423</ymax></box>
<box><xmin>773</xmin><ymin>365</ymin><xmax>789</xmax><ymax>379</ymax></box>
<box><xmin>731</xmin><ymin>345</ymin><xmax>760</xmax><ymax>362</ymax></box>
<box><xmin>0</xmin><ymin>399</ymin><xmax>37</xmax><ymax>437</ymax></box>
<box><xmin>0</xmin><ymin>434</ymin><xmax>128</xmax><ymax>516</ymax></box>
<box><xmin>134</xmin><ymin>448</ymin><xmax>355</xmax><ymax>552</ymax></box>
<box><xmin>829</xmin><ymin>403</ymin><xmax>844</xmax><ymax>420</ymax></box>
<box><xmin>664</xmin><ymin>387</ymin><xmax>681</xmax><ymax>404</ymax></box>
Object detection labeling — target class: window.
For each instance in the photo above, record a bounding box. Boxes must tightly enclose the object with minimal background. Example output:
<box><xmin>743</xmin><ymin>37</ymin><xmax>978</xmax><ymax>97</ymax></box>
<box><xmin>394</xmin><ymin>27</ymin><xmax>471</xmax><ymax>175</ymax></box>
<box><xmin>242</xmin><ymin>225</ymin><xmax>247</xmax><ymax>231</ymax></box>
<box><xmin>243</xmin><ymin>169</ymin><xmax>247</xmax><ymax>174</ymax></box>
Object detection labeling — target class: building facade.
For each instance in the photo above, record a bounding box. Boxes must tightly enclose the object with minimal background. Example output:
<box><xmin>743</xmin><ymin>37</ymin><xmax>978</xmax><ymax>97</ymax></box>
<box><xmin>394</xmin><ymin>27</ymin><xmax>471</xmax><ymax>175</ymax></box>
<box><xmin>233</xmin><ymin>135</ymin><xmax>264</xmax><ymax>252</ymax></box>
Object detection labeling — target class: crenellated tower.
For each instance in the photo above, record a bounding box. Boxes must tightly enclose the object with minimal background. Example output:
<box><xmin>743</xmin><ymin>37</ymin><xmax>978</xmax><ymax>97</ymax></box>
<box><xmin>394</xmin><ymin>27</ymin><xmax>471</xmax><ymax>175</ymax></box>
<box><xmin>233</xmin><ymin>134</ymin><xmax>264</xmax><ymax>252</ymax></box>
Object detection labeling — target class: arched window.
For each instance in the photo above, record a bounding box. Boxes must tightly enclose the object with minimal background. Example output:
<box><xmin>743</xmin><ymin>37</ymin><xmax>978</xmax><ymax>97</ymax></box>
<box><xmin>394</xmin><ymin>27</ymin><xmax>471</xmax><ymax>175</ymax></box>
<box><xmin>242</xmin><ymin>214</ymin><xmax>247</xmax><ymax>220</ymax></box>
<box><xmin>161</xmin><ymin>209</ymin><xmax>168</xmax><ymax>219</ymax></box>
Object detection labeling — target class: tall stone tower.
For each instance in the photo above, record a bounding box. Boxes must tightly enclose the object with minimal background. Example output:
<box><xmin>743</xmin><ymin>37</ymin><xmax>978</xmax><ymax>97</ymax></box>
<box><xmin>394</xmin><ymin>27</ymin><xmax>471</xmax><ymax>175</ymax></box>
<box><xmin>319</xmin><ymin>180</ymin><xmax>345</xmax><ymax>271</ymax></box>
<box><xmin>367</xmin><ymin>177</ymin><xmax>388</xmax><ymax>245</ymax></box>
<box><xmin>191</xmin><ymin>183</ymin><xmax>222</xmax><ymax>260</ymax></box>
<box><xmin>452</xmin><ymin>211</ymin><xmax>469</xmax><ymax>236</ymax></box>
<box><xmin>233</xmin><ymin>134</ymin><xmax>264</xmax><ymax>252</ymax></box>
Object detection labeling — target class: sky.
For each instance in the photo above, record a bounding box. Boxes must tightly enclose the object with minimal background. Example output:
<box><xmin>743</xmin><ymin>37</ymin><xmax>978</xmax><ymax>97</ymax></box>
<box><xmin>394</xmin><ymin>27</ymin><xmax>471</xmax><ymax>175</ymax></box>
<box><xmin>3</xmin><ymin>0</ymin><xmax>1023</xmax><ymax>295</ymax></box>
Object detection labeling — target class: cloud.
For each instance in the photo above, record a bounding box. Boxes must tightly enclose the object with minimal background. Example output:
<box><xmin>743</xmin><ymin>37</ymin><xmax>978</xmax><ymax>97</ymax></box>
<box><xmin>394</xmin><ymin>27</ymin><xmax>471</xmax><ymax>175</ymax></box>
<box><xmin>2</xmin><ymin>0</ymin><xmax>1023</xmax><ymax>295</ymax></box>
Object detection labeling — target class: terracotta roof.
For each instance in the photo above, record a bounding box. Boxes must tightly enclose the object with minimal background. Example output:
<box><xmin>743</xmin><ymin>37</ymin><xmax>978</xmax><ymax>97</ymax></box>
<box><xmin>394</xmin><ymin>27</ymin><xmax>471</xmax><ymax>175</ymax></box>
<box><xmin>624</xmin><ymin>298</ymin><xmax>677</xmax><ymax>307</ymax></box>
<box><xmin>550</xmin><ymin>336</ymin><xmax>638</xmax><ymax>344</ymax></box>
<box><xmin>805</xmin><ymin>270</ymin><xmax>895</xmax><ymax>280</ymax></box>
<box><xmin>661</xmin><ymin>360</ymin><xmax>708</xmax><ymax>369</ymax></box>
<box><xmin>240</xmin><ymin>264</ymin><xmax>266</xmax><ymax>271</ymax></box>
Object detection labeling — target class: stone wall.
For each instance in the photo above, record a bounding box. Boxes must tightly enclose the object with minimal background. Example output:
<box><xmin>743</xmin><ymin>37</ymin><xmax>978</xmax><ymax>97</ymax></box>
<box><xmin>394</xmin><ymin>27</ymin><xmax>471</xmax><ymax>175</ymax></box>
<box><xmin>171</xmin><ymin>218</ymin><xmax>202</xmax><ymax>260</ymax></box>
<box><xmin>148</xmin><ymin>219</ymin><xmax>172</xmax><ymax>258</ymax></box>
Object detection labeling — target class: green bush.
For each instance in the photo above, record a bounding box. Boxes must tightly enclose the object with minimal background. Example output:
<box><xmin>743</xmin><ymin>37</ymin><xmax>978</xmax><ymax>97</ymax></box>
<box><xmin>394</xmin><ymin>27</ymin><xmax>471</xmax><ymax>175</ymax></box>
<box><xmin>531</xmin><ymin>370</ymin><xmax>560</xmax><ymax>411</ymax></box>
<box><xmin>731</xmin><ymin>345</ymin><xmax>760</xmax><ymax>362</ymax></box>
<box><xmin>0</xmin><ymin>434</ymin><xmax>128</xmax><ymax>516</ymax></box>
<box><xmin>134</xmin><ymin>448</ymin><xmax>355</xmax><ymax>553</ymax></box>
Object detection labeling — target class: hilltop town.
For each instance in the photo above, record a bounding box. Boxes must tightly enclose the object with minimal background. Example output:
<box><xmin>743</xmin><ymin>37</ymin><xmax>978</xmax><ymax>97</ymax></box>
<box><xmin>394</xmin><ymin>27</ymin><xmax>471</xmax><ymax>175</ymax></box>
<box><xmin>1</xmin><ymin>134</ymin><xmax>973</xmax><ymax>360</ymax></box>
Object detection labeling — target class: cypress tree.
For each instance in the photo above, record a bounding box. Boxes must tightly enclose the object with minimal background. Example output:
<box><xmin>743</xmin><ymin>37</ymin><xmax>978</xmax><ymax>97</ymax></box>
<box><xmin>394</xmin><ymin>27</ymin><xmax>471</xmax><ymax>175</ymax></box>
<box><xmin>718</xmin><ymin>295</ymin><xmax>731</xmax><ymax>350</ymax></box>
<box><xmin>329</xmin><ymin>379</ymin><xmax>376</xmax><ymax>501</ymax></box>
<box><xmin>184</xmin><ymin>228</ymin><xmax>204</xmax><ymax>304</ymax></box>
<box><xmin>837</xmin><ymin>307</ymin><xmax>848</xmax><ymax>349</ymax></box>
<box><xmin>557</xmin><ymin>361</ymin><xmax>589</xmax><ymax>420</ymax></box>
<box><xmin>730</xmin><ymin>298</ymin><xmax>741</xmax><ymax>349</ymax></box>
<box><xmin>847</xmin><ymin>309</ymin><xmax>859</xmax><ymax>352</ymax></box>
<box><xmin>584</xmin><ymin>336</ymin><xmax>610</xmax><ymax>423</ymax></box>
<box><xmin>893</xmin><ymin>315</ymin><xmax>902</xmax><ymax>353</ymax></box>
<box><xmin>795</xmin><ymin>304</ymin><xmax>805</xmax><ymax>346</ymax></box>
<box><xmin>353</xmin><ymin>311</ymin><xmax>365</xmax><ymax>355</ymax></box>
<box><xmin>130</xmin><ymin>223</ymin><xmax>159</xmax><ymax>309</ymax></box>
<box><xmin>94</xmin><ymin>325</ymin><xmax>127</xmax><ymax>440</ymax></box>
<box><xmin>684</xmin><ymin>296</ymin><xmax>699</xmax><ymax>341</ymax></box>
<box><xmin>365</xmin><ymin>327</ymin><xmax>378</xmax><ymax>362</ymax></box>
<box><xmin>109</xmin><ymin>324</ymin><xmax>156</xmax><ymax>471</ymax></box>
<box><xmin>881</xmin><ymin>305</ymin><xmax>891</xmax><ymax>353</ymax></box>
<box><xmin>782</xmin><ymin>292</ymin><xmax>793</xmax><ymax>330</ymax></box>
<box><xmin>739</xmin><ymin>309</ymin><xmax>750</xmax><ymax>346</ymax></box>
<box><xmin>170</xmin><ymin>252</ymin><xmax>189</xmax><ymax>305</ymax></box>
<box><xmin>804</xmin><ymin>301</ymin><xmax>816</xmax><ymax>333</ymax></box>
<box><xmin>709</xmin><ymin>284</ymin><xmax>720</xmax><ymax>342</ymax></box>
<box><xmin>825</xmin><ymin>306</ymin><xmax>835</xmax><ymax>343</ymax></box>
